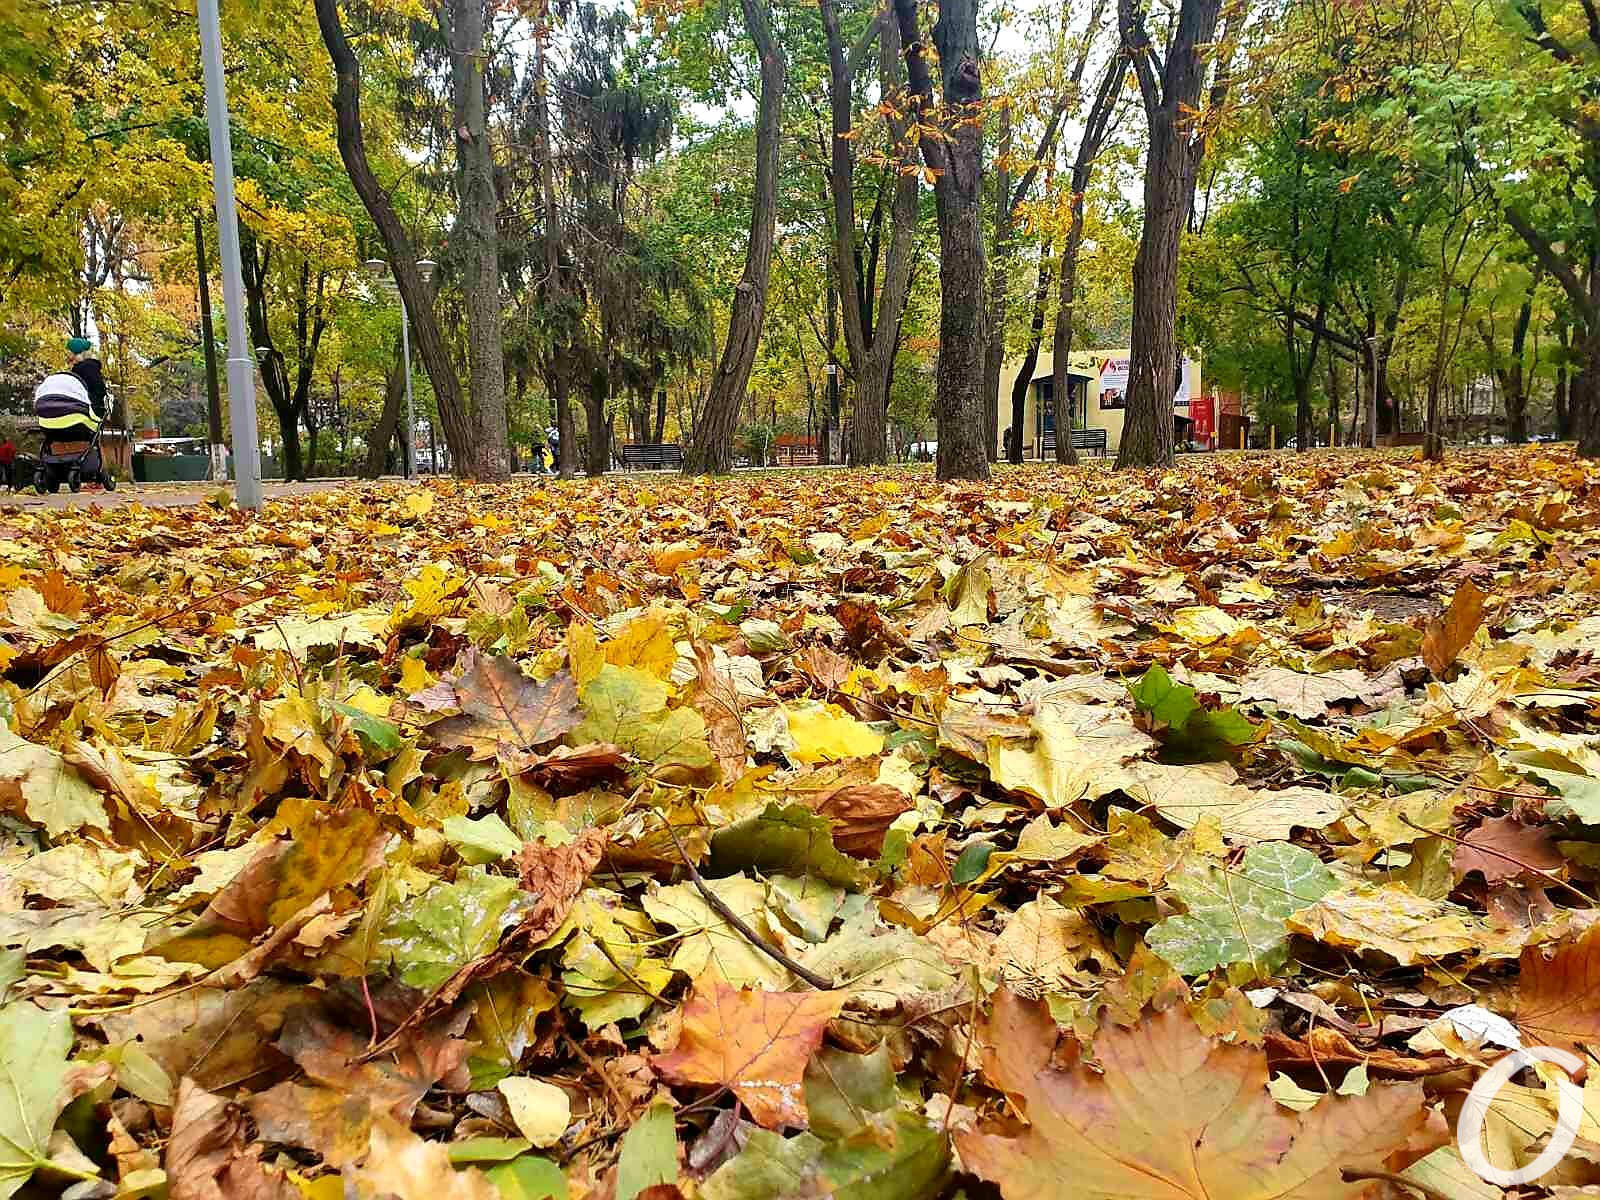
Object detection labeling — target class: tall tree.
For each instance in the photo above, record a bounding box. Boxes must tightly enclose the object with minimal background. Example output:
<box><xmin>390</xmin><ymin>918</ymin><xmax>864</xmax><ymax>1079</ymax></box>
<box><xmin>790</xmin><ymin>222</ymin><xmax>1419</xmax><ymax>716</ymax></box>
<box><xmin>819</xmin><ymin>0</ymin><xmax>918</xmax><ymax>467</ymax></box>
<box><xmin>1048</xmin><ymin>55</ymin><xmax>1121</xmax><ymax>464</ymax></box>
<box><xmin>314</xmin><ymin>0</ymin><xmax>475</xmax><ymax>473</ymax></box>
<box><xmin>445</xmin><ymin>0</ymin><xmax>510</xmax><ymax>480</ymax></box>
<box><xmin>685</xmin><ymin>0</ymin><xmax>786</xmax><ymax>473</ymax></box>
<box><xmin>1116</xmin><ymin>0</ymin><xmax>1227</xmax><ymax>468</ymax></box>
<box><xmin>894</xmin><ymin>0</ymin><xmax>989</xmax><ymax>481</ymax></box>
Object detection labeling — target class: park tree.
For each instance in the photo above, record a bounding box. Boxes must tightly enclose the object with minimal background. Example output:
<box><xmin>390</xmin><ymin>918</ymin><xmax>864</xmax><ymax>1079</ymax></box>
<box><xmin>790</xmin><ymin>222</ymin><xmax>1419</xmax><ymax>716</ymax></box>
<box><xmin>685</xmin><ymin>0</ymin><xmax>787</xmax><ymax>473</ymax></box>
<box><xmin>893</xmin><ymin>0</ymin><xmax>989</xmax><ymax>481</ymax></box>
<box><xmin>1116</xmin><ymin>0</ymin><xmax>1239</xmax><ymax>469</ymax></box>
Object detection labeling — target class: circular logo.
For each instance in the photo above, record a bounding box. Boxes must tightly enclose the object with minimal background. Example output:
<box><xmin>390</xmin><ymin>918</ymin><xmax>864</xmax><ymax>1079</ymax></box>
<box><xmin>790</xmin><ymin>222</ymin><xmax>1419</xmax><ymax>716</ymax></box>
<box><xmin>1457</xmin><ymin>1046</ymin><xmax>1585</xmax><ymax>1186</ymax></box>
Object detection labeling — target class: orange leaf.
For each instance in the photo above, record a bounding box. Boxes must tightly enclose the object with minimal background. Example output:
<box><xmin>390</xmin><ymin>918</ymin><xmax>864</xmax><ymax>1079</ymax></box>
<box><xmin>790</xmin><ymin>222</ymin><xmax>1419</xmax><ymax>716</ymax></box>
<box><xmin>1517</xmin><ymin>924</ymin><xmax>1600</xmax><ymax>1050</ymax></box>
<box><xmin>652</xmin><ymin>981</ymin><xmax>843</xmax><ymax>1129</ymax></box>
<box><xmin>1421</xmin><ymin>578</ymin><xmax>1485</xmax><ymax>678</ymax></box>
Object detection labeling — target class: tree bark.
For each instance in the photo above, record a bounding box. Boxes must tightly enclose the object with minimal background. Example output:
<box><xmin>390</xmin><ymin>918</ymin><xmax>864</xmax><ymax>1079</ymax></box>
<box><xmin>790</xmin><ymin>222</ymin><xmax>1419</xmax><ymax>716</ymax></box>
<box><xmin>584</xmin><ymin>368</ymin><xmax>610</xmax><ymax>476</ymax></box>
<box><xmin>1050</xmin><ymin>58</ymin><xmax>1120</xmax><ymax>465</ymax></box>
<box><xmin>363</xmin><ymin>336</ymin><xmax>407</xmax><ymax>478</ymax></box>
<box><xmin>686</xmin><ymin>0</ymin><xmax>785</xmax><ymax>474</ymax></box>
<box><xmin>820</xmin><ymin>0</ymin><xmax>917</xmax><ymax>468</ymax></box>
<box><xmin>983</xmin><ymin>106</ymin><xmax>1012</xmax><ymax>462</ymax></box>
<box><xmin>445</xmin><ymin>0</ymin><xmax>510</xmax><ymax>481</ymax></box>
<box><xmin>1009</xmin><ymin>251</ymin><xmax>1053</xmax><ymax>463</ymax></box>
<box><xmin>894</xmin><ymin>0</ymin><xmax>989</xmax><ymax>481</ymax></box>
<box><xmin>1116</xmin><ymin>0</ymin><xmax>1224</xmax><ymax>470</ymax></box>
<box><xmin>193</xmin><ymin>216</ymin><xmax>224</xmax><ymax>469</ymax></box>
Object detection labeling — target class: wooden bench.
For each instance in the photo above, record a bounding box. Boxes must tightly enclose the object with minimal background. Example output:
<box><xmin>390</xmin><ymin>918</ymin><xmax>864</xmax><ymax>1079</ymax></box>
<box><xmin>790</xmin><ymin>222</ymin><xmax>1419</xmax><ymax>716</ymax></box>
<box><xmin>1039</xmin><ymin>428</ymin><xmax>1108</xmax><ymax>459</ymax></box>
<box><xmin>618</xmin><ymin>443</ymin><xmax>684</xmax><ymax>470</ymax></box>
<box><xmin>775</xmin><ymin>445</ymin><xmax>819</xmax><ymax>466</ymax></box>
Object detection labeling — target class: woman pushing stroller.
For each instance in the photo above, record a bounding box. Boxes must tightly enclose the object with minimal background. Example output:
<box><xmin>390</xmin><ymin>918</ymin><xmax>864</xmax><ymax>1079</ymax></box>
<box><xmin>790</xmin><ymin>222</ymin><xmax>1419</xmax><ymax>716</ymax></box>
<box><xmin>31</xmin><ymin>336</ymin><xmax>116</xmax><ymax>493</ymax></box>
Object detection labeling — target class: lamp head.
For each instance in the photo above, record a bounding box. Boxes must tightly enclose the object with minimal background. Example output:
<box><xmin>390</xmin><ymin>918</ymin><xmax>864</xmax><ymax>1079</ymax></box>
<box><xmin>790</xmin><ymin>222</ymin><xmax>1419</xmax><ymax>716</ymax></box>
<box><xmin>417</xmin><ymin>259</ymin><xmax>438</xmax><ymax>284</ymax></box>
<box><xmin>364</xmin><ymin>258</ymin><xmax>388</xmax><ymax>278</ymax></box>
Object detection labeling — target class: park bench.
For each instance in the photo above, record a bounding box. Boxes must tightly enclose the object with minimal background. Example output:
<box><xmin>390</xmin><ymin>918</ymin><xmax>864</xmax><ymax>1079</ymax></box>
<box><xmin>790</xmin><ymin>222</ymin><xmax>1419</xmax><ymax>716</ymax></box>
<box><xmin>775</xmin><ymin>444</ymin><xmax>819</xmax><ymax>466</ymax></box>
<box><xmin>1039</xmin><ymin>428</ymin><xmax>1108</xmax><ymax>459</ymax></box>
<box><xmin>618</xmin><ymin>442</ymin><xmax>684</xmax><ymax>470</ymax></box>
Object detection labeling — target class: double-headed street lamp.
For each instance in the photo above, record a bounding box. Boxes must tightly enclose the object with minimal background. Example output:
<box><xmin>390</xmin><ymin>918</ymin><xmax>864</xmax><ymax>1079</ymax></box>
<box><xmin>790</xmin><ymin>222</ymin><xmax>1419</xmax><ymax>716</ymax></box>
<box><xmin>365</xmin><ymin>257</ymin><xmax>437</xmax><ymax>478</ymax></box>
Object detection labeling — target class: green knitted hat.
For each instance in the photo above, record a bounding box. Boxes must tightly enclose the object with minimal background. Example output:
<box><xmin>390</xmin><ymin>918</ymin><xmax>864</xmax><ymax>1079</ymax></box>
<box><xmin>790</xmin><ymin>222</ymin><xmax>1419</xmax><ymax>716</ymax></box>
<box><xmin>66</xmin><ymin>336</ymin><xmax>92</xmax><ymax>355</ymax></box>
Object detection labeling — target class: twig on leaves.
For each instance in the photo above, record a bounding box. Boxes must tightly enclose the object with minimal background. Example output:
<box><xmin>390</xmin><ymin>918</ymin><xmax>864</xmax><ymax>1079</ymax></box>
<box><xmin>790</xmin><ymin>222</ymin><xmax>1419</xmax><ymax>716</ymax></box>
<box><xmin>657</xmin><ymin>814</ymin><xmax>836</xmax><ymax>990</ymax></box>
<box><xmin>1398</xmin><ymin>813</ymin><xmax>1597</xmax><ymax>907</ymax></box>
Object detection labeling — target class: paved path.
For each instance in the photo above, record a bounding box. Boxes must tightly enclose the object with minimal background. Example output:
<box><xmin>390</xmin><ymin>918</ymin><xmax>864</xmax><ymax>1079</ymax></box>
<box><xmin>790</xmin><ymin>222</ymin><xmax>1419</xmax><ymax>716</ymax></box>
<box><xmin>2</xmin><ymin>479</ymin><xmax>352</xmax><ymax>511</ymax></box>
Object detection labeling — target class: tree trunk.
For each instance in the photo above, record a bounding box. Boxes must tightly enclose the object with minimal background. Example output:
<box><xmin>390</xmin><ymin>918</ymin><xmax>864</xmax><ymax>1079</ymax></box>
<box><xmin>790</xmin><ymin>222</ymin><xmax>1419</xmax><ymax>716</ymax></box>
<box><xmin>655</xmin><ymin>388</ymin><xmax>667</xmax><ymax>442</ymax></box>
<box><xmin>685</xmin><ymin>0</ymin><xmax>785</xmax><ymax>474</ymax></box>
<box><xmin>1010</xmin><ymin>252</ymin><xmax>1053</xmax><ymax>463</ymax></box>
<box><xmin>314</xmin><ymin>0</ymin><xmax>473</xmax><ymax>475</ymax></box>
<box><xmin>1116</xmin><ymin>0</ymin><xmax>1224</xmax><ymax>470</ymax></box>
<box><xmin>1051</xmin><ymin>202</ymin><xmax>1084</xmax><ymax>466</ymax></box>
<box><xmin>364</xmin><ymin>337</ymin><xmax>407</xmax><ymax>478</ymax></box>
<box><xmin>445</xmin><ymin>0</ymin><xmax>509</xmax><ymax>481</ymax></box>
<box><xmin>982</xmin><ymin>106</ymin><xmax>1012</xmax><ymax>462</ymax></box>
<box><xmin>894</xmin><ymin>0</ymin><xmax>989</xmax><ymax>481</ymax></box>
<box><xmin>1578</xmin><ymin>332</ymin><xmax>1600</xmax><ymax>457</ymax></box>
<box><xmin>820</xmin><ymin>0</ymin><xmax>917</xmax><ymax>469</ymax></box>
<box><xmin>193</xmin><ymin>216</ymin><xmax>225</xmax><ymax>473</ymax></box>
<box><xmin>584</xmin><ymin>369</ymin><xmax>610</xmax><ymax>476</ymax></box>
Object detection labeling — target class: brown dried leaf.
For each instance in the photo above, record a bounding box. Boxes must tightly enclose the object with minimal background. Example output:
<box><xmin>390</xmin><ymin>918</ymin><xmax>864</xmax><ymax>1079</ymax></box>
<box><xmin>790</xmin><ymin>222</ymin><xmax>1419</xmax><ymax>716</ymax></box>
<box><xmin>1517</xmin><ymin>923</ymin><xmax>1600</xmax><ymax>1049</ymax></box>
<box><xmin>1453</xmin><ymin>814</ymin><xmax>1563</xmax><ymax>885</ymax></box>
<box><xmin>958</xmin><ymin>991</ymin><xmax>1438</xmax><ymax>1199</ymax></box>
<box><xmin>166</xmin><ymin>1079</ymin><xmax>298</xmax><ymax>1200</ymax></box>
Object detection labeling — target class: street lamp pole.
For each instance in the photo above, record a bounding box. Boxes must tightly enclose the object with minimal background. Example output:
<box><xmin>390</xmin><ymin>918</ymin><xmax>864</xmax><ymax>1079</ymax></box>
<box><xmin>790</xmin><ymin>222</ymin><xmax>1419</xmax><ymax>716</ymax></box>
<box><xmin>367</xmin><ymin>257</ymin><xmax>434</xmax><ymax>478</ymax></box>
<box><xmin>197</xmin><ymin>0</ymin><xmax>262</xmax><ymax>509</ymax></box>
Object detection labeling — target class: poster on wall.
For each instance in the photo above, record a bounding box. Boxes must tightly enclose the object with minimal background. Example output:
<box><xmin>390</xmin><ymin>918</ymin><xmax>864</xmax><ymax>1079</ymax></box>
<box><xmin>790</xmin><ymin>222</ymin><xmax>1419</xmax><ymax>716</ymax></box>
<box><xmin>1099</xmin><ymin>357</ymin><xmax>1129</xmax><ymax>409</ymax></box>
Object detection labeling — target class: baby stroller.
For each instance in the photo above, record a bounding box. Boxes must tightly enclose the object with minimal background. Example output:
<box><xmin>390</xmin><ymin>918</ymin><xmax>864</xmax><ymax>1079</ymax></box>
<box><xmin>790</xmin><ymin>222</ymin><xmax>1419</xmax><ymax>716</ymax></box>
<box><xmin>33</xmin><ymin>372</ymin><xmax>114</xmax><ymax>493</ymax></box>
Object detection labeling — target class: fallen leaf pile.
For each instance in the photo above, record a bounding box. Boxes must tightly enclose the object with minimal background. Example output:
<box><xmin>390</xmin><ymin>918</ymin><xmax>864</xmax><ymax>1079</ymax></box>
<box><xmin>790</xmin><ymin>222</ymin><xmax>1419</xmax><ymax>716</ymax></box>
<box><xmin>3</xmin><ymin>447</ymin><xmax>1600</xmax><ymax>1199</ymax></box>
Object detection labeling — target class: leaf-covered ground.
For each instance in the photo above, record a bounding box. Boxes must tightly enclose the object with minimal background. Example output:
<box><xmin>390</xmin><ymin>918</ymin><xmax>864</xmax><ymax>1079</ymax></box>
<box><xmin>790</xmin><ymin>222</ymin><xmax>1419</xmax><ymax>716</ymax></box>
<box><xmin>4</xmin><ymin>448</ymin><xmax>1600</xmax><ymax>1200</ymax></box>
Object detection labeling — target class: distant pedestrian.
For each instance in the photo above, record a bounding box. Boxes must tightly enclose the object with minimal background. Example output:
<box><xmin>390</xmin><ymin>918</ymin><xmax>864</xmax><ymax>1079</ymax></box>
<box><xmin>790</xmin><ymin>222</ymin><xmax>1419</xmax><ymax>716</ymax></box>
<box><xmin>546</xmin><ymin>424</ymin><xmax>560</xmax><ymax>473</ymax></box>
<box><xmin>0</xmin><ymin>437</ymin><xmax>15</xmax><ymax>490</ymax></box>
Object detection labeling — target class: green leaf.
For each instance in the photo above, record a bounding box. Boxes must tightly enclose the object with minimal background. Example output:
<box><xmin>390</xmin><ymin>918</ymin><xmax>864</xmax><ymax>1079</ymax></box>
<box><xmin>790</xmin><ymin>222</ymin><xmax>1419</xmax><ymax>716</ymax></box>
<box><xmin>331</xmin><ymin>701</ymin><xmax>404</xmax><ymax>753</ymax></box>
<box><xmin>575</xmin><ymin>664</ymin><xmax>714</xmax><ymax>775</ymax></box>
<box><xmin>951</xmin><ymin>841</ymin><xmax>993</xmax><ymax>886</ymax></box>
<box><xmin>1128</xmin><ymin>666</ymin><xmax>1260</xmax><ymax>763</ymax></box>
<box><xmin>442</xmin><ymin>813</ymin><xmax>525</xmax><ymax>864</ymax></box>
<box><xmin>709</xmin><ymin>803</ymin><xmax>870</xmax><ymax>890</ymax></box>
<box><xmin>1146</xmin><ymin>841</ymin><xmax>1338</xmax><ymax>977</ymax></box>
<box><xmin>1128</xmin><ymin>664</ymin><xmax>1201</xmax><ymax>730</ymax></box>
<box><xmin>485</xmin><ymin>1155</ymin><xmax>568</xmax><ymax>1200</ymax></box>
<box><xmin>615</xmin><ymin>1101</ymin><xmax>676</xmax><ymax>1200</ymax></box>
<box><xmin>377</xmin><ymin>868</ymin><xmax>530</xmax><ymax>990</ymax></box>
<box><xmin>449</xmin><ymin>1137</ymin><xmax>533</xmax><ymax>1165</ymax></box>
<box><xmin>0</xmin><ymin>1001</ymin><xmax>74</xmax><ymax>1200</ymax></box>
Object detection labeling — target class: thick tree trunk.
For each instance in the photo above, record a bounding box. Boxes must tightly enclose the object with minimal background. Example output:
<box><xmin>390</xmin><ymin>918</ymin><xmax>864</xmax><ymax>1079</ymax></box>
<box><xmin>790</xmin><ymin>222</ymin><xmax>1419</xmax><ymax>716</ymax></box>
<box><xmin>552</xmin><ymin>369</ymin><xmax>578</xmax><ymax>478</ymax></box>
<box><xmin>894</xmin><ymin>0</ymin><xmax>989</xmax><ymax>481</ymax></box>
<box><xmin>1010</xmin><ymin>253</ymin><xmax>1053</xmax><ymax>464</ymax></box>
<box><xmin>686</xmin><ymin>0</ymin><xmax>785</xmax><ymax>474</ymax></box>
<box><xmin>1116</xmin><ymin>0</ymin><xmax>1223</xmax><ymax>470</ymax></box>
<box><xmin>313</xmin><ymin>0</ymin><xmax>473</xmax><ymax>475</ymax></box>
<box><xmin>446</xmin><ymin>0</ymin><xmax>510</xmax><ymax>481</ymax></box>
